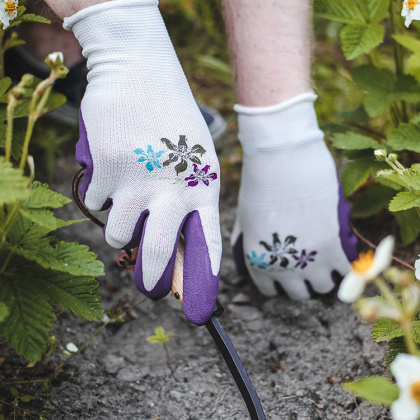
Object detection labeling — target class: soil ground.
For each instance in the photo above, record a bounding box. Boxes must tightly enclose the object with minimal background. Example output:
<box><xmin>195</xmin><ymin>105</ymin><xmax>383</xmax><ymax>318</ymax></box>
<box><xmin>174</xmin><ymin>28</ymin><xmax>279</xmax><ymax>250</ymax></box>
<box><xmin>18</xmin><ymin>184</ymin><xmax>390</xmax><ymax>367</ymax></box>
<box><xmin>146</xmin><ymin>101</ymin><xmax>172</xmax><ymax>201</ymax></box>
<box><xmin>1</xmin><ymin>125</ymin><xmax>407</xmax><ymax>420</ymax></box>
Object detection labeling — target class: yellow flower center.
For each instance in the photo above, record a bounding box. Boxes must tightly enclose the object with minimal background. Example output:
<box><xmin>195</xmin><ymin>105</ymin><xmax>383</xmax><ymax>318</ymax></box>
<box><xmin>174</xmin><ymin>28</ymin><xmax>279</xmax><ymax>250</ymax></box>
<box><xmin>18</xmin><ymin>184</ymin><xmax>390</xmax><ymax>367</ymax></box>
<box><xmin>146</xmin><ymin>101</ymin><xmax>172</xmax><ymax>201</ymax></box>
<box><xmin>403</xmin><ymin>0</ymin><xmax>419</xmax><ymax>10</ymax></box>
<box><xmin>351</xmin><ymin>250</ymin><xmax>374</xmax><ymax>273</ymax></box>
<box><xmin>411</xmin><ymin>380</ymin><xmax>420</xmax><ymax>404</ymax></box>
<box><xmin>5</xmin><ymin>1</ymin><xmax>18</xmax><ymax>14</ymax></box>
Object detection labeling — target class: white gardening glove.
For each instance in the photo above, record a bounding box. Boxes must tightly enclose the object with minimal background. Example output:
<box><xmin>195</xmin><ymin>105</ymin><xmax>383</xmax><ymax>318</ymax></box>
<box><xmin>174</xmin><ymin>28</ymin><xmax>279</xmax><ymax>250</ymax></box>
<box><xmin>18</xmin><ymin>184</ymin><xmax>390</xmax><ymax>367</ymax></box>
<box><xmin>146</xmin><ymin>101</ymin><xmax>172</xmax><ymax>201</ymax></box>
<box><xmin>64</xmin><ymin>0</ymin><xmax>222</xmax><ymax>325</ymax></box>
<box><xmin>231</xmin><ymin>92</ymin><xmax>358</xmax><ymax>299</ymax></box>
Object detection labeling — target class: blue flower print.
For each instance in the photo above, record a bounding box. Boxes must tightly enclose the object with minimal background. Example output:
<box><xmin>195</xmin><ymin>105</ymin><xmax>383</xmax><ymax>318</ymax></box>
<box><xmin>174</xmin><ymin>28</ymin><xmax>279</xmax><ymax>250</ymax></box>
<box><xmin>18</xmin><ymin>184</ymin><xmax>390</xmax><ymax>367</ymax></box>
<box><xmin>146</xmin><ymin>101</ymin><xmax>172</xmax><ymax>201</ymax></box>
<box><xmin>292</xmin><ymin>249</ymin><xmax>317</xmax><ymax>269</ymax></box>
<box><xmin>134</xmin><ymin>145</ymin><xmax>165</xmax><ymax>172</ymax></box>
<box><xmin>246</xmin><ymin>251</ymin><xmax>269</xmax><ymax>269</ymax></box>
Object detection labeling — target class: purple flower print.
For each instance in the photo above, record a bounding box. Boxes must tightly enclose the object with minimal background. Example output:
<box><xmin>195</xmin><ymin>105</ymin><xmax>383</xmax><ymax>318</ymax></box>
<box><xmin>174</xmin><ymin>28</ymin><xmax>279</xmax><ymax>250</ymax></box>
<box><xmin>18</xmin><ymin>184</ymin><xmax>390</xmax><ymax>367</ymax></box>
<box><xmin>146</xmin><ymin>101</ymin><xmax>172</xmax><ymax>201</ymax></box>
<box><xmin>292</xmin><ymin>249</ymin><xmax>317</xmax><ymax>269</ymax></box>
<box><xmin>184</xmin><ymin>164</ymin><xmax>217</xmax><ymax>187</ymax></box>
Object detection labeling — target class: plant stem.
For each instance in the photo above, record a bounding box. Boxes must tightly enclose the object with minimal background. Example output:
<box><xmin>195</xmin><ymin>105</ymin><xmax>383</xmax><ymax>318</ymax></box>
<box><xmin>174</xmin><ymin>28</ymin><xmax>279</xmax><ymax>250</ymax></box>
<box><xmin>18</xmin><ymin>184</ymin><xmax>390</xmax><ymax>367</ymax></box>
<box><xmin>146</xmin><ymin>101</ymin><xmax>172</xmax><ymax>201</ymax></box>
<box><xmin>0</xmin><ymin>30</ymin><xmax>5</xmax><ymax>79</ymax></box>
<box><xmin>401</xmin><ymin>320</ymin><xmax>419</xmax><ymax>355</ymax></box>
<box><xmin>163</xmin><ymin>342</ymin><xmax>170</xmax><ymax>365</ymax></box>
<box><xmin>375</xmin><ymin>277</ymin><xmax>399</xmax><ymax>310</ymax></box>
<box><xmin>19</xmin><ymin>78</ymin><xmax>55</xmax><ymax>170</ymax></box>
<box><xmin>5</xmin><ymin>97</ymin><xmax>16</xmax><ymax>162</ymax></box>
<box><xmin>0</xmin><ymin>250</ymin><xmax>13</xmax><ymax>273</ymax></box>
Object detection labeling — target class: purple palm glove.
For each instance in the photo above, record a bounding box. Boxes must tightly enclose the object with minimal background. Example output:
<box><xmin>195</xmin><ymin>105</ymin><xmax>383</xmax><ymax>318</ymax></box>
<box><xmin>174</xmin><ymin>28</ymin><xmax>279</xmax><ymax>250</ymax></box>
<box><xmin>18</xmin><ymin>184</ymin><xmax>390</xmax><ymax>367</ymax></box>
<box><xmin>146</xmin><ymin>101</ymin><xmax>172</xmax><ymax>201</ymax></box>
<box><xmin>64</xmin><ymin>0</ymin><xmax>222</xmax><ymax>324</ymax></box>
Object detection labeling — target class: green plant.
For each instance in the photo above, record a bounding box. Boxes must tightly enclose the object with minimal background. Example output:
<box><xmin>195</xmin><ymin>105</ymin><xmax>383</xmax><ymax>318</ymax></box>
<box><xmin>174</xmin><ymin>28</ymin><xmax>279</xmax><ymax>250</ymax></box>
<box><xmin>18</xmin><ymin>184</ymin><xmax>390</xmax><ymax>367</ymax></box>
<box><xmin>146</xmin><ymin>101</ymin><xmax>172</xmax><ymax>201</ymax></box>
<box><xmin>315</xmin><ymin>0</ymin><xmax>420</xmax><ymax>244</ymax></box>
<box><xmin>0</xmin><ymin>4</ymin><xmax>104</xmax><ymax>365</ymax></box>
<box><xmin>147</xmin><ymin>326</ymin><xmax>173</xmax><ymax>364</ymax></box>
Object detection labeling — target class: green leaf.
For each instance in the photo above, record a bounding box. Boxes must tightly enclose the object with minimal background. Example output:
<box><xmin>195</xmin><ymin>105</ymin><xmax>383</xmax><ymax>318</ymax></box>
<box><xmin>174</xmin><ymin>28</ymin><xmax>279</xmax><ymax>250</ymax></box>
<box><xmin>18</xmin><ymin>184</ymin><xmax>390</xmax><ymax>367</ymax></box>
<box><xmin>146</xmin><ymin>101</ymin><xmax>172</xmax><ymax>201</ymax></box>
<box><xmin>6</xmin><ymin>238</ymin><xmax>105</xmax><ymax>277</ymax></box>
<box><xmin>0</xmin><ymin>78</ymin><xmax>11</xmax><ymax>98</ymax></box>
<box><xmin>24</xmin><ymin>181</ymin><xmax>71</xmax><ymax>209</ymax></box>
<box><xmin>0</xmin><ymin>302</ymin><xmax>8</xmax><ymax>323</ymax></box>
<box><xmin>388</xmin><ymin>122</ymin><xmax>420</xmax><ymax>153</ymax></box>
<box><xmin>398</xmin><ymin>164</ymin><xmax>420</xmax><ymax>190</ymax></box>
<box><xmin>0</xmin><ymin>157</ymin><xmax>30</xmax><ymax>205</ymax></box>
<box><xmin>394</xmin><ymin>75</ymin><xmax>420</xmax><ymax>103</ymax></box>
<box><xmin>19</xmin><ymin>14</ymin><xmax>50</xmax><ymax>24</ymax></box>
<box><xmin>343</xmin><ymin>376</ymin><xmax>399</xmax><ymax>406</ymax></box>
<box><xmin>17</xmin><ymin>5</ymin><xmax>26</xmax><ymax>17</ymax></box>
<box><xmin>8</xmin><ymin>387</ymin><xmax>18</xmax><ymax>398</ymax></box>
<box><xmin>0</xmin><ymin>272</ymin><xmax>55</xmax><ymax>363</ymax></box>
<box><xmin>359</xmin><ymin>0</ymin><xmax>390</xmax><ymax>23</ymax></box>
<box><xmin>20</xmin><ymin>395</ymin><xmax>35</xmax><ymax>402</ymax></box>
<box><xmin>393</xmin><ymin>34</ymin><xmax>420</xmax><ymax>53</ymax></box>
<box><xmin>394</xmin><ymin>208</ymin><xmax>420</xmax><ymax>244</ymax></box>
<box><xmin>372</xmin><ymin>318</ymin><xmax>403</xmax><ymax>342</ymax></box>
<box><xmin>331</xmin><ymin>133</ymin><xmax>382</xmax><ymax>150</ymax></box>
<box><xmin>314</xmin><ymin>0</ymin><xmax>365</xmax><ymax>24</ymax></box>
<box><xmin>351</xmin><ymin>184</ymin><xmax>396</xmax><ymax>217</ymax></box>
<box><xmin>385</xmin><ymin>337</ymin><xmax>407</xmax><ymax>369</ymax></box>
<box><xmin>408</xmin><ymin>53</ymin><xmax>420</xmax><ymax>82</ymax></box>
<box><xmin>340</xmin><ymin>159</ymin><xmax>375</xmax><ymax>196</ymax></box>
<box><xmin>375</xmin><ymin>170</ymin><xmax>406</xmax><ymax>191</ymax></box>
<box><xmin>0</xmin><ymin>121</ymin><xmax>25</xmax><ymax>161</ymax></box>
<box><xmin>147</xmin><ymin>327</ymin><xmax>173</xmax><ymax>344</ymax></box>
<box><xmin>351</xmin><ymin>65</ymin><xmax>395</xmax><ymax>117</ymax></box>
<box><xmin>8</xmin><ymin>19</ymin><xmax>22</xmax><ymax>29</ymax></box>
<box><xmin>23</xmin><ymin>267</ymin><xmax>103</xmax><ymax>321</ymax></box>
<box><xmin>43</xmin><ymin>91</ymin><xmax>66</xmax><ymax>115</ymax></box>
<box><xmin>340</xmin><ymin>23</ymin><xmax>384</xmax><ymax>60</ymax></box>
<box><xmin>20</xmin><ymin>209</ymin><xmax>83</xmax><ymax>231</ymax></box>
<box><xmin>389</xmin><ymin>192</ymin><xmax>420</xmax><ymax>212</ymax></box>
<box><xmin>412</xmin><ymin>320</ymin><xmax>420</xmax><ymax>344</ymax></box>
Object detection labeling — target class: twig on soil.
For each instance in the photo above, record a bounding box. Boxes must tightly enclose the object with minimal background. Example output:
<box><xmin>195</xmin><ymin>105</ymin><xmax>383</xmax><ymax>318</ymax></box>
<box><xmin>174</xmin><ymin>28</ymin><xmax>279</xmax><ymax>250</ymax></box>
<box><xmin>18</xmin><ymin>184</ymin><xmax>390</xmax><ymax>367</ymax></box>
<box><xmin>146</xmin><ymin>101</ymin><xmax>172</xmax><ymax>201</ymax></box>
<box><xmin>351</xmin><ymin>224</ymin><xmax>415</xmax><ymax>271</ymax></box>
<box><xmin>354</xmin><ymin>396</ymin><xmax>362</xmax><ymax>420</ymax></box>
<box><xmin>208</xmin><ymin>387</ymin><xmax>227</xmax><ymax>417</ymax></box>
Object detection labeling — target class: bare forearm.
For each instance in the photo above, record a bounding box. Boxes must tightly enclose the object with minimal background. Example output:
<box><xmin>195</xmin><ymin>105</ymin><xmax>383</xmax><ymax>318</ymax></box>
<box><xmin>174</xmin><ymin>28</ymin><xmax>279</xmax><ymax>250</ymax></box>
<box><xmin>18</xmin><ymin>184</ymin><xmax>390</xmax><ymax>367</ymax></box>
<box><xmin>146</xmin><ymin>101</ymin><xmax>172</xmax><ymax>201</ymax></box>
<box><xmin>222</xmin><ymin>0</ymin><xmax>312</xmax><ymax>106</ymax></box>
<box><xmin>43</xmin><ymin>0</ymin><xmax>111</xmax><ymax>19</ymax></box>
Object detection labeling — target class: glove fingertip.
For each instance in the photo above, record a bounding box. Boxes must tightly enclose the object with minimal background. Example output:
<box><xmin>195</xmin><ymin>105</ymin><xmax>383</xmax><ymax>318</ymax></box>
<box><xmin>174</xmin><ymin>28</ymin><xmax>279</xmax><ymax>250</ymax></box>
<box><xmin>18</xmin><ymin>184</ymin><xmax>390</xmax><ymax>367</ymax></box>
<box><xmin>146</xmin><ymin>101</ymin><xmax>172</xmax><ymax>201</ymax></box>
<box><xmin>182</xmin><ymin>210</ymin><xmax>220</xmax><ymax>325</ymax></box>
<box><xmin>232</xmin><ymin>233</ymin><xmax>248</xmax><ymax>275</ymax></box>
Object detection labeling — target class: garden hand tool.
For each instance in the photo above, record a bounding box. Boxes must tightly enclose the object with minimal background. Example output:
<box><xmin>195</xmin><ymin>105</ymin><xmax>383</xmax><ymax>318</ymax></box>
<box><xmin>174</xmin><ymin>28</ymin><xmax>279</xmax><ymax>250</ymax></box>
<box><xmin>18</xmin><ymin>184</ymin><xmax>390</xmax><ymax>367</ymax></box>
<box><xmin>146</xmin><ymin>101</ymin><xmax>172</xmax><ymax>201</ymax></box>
<box><xmin>73</xmin><ymin>168</ymin><xmax>267</xmax><ymax>420</ymax></box>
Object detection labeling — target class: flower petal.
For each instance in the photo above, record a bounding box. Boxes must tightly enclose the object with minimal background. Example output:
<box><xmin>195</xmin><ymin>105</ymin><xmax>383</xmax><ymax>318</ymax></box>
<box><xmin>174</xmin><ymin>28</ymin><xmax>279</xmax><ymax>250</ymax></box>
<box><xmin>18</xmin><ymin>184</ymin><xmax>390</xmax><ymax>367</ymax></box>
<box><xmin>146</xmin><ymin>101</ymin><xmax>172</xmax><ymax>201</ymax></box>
<box><xmin>367</xmin><ymin>235</ymin><xmax>394</xmax><ymax>278</ymax></box>
<box><xmin>137</xmin><ymin>157</ymin><xmax>146</xmax><ymax>162</ymax></box>
<box><xmin>202</xmin><ymin>165</ymin><xmax>210</xmax><ymax>174</ymax></box>
<box><xmin>391</xmin><ymin>391</ymin><xmax>420</xmax><ymax>420</ymax></box>
<box><xmin>147</xmin><ymin>145</ymin><xmax>154</xmax><ymax>154</ymax></box>
<box><xmin>184</xmin><ymin>174</ymin><xmax>196</xmax><ymax>181</ymax></box>
<box><xmin>202</xmin><ymin>179</ymin><xmax>210</xmax><ymax>186</ymax></box>
<box><xmin>392</xmin><ymin>354</ymin><xmax>420</xmax><ymax>389</ymax></box>
<box><xmin>209</xmin><ymin>172</ymin><xmax>217</xmax><ymax>180</ymax></box>
<box><xmin>146</xmin><ymin>162</ymin><xmax>154</xmax><ymax>172</ymax></box>
<box><xmin>337</xmin><ymin>271</ymin><xmax>367</xmax><ymax>303</ymax></box>
<box><xmin>192</xmin><ymin>163</ymin><xmax>198</xmax><ymax>173</ymax></box>
<box><xmin>187</xmin><ymin>180</ymin><xmax>199</xmax><ymax>187</ymax></box>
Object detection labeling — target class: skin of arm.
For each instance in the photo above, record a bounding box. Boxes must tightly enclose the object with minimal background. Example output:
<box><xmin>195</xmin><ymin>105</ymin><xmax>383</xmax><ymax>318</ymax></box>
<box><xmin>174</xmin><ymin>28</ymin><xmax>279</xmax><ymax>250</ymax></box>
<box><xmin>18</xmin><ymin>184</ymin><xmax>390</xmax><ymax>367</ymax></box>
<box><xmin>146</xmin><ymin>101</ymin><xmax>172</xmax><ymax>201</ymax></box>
<box><xmin>43</xmin><ymin>0</ymin><xmax>112</xmax><ymax>20</ymax></box>
<box><xmin>221</xmin><ymin>0</ymin><xmax>312</xmax><ymax>106</ymax></box>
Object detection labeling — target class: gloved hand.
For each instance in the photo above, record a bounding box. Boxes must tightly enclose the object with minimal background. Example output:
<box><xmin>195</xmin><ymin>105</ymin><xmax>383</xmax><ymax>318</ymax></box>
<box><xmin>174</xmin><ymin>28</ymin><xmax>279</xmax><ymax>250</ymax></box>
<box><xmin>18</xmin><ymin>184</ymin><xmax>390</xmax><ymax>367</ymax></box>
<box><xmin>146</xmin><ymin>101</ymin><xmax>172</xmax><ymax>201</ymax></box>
<box><xmin>64</xmin><ymin>0</ymin><xmax>222</xmax><ymax>325</ymax></box>
<box><xmin>231</xmin><ymin>92</ymin><xmax>358</xmax><ymax>299</ymax></box>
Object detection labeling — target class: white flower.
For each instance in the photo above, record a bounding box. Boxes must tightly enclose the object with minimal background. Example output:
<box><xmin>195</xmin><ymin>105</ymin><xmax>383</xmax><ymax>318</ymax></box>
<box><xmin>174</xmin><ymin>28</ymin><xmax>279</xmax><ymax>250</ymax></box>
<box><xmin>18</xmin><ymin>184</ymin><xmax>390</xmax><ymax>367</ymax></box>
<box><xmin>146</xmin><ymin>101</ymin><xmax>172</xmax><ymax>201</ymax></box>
<box><xmin>402</xmin><ymin>0</ymin><xmax>420</xmax><ymax>28</ymax></box>
<box><xmin>0</xmin><ymin>0</ymin><xmax>18</xmax><ymax>29</ymax></box>
<box><xmin>65</xmin><ymin>342</ymin><xmax>78</xmax><ymax>353</ymax></box>
<box><xmin>391</xmin><ymin>354</ymin><xmax>420</xmax><ymax>420</ymax></box>
<box><xmin>46</xmin><ymin>52</ymin><xmax>64</xmax><ymax>67</ymax></box>
<box><xmin>338</xmin><ymin>236</ymin><xmax>394</xmax><ymax>303</ymax></box>
<box><xmin>415</xmin><ymin>255</ymin><xmax>420</xmax><ymax>281</ymax></box>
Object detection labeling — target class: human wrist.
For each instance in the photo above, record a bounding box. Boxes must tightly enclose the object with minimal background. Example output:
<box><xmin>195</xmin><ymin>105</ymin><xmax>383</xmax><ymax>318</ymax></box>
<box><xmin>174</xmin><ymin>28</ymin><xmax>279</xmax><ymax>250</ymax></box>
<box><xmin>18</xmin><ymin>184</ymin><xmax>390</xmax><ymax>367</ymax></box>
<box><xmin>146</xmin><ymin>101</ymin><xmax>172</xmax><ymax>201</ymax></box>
<box><xmin>44</xmin><ymin>0</ymin><xmax>112</xmax><ymax>20</ymax></box>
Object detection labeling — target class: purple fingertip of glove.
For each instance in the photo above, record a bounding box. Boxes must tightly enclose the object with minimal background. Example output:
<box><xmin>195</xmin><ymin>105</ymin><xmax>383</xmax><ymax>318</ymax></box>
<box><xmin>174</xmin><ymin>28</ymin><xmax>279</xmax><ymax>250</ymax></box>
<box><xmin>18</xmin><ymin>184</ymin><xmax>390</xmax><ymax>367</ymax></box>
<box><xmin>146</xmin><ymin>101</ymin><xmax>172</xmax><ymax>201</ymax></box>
<box><xmin>182</xmin><ymin>210</ymin><xmax>219</xmax><ymax>325</ymax></box>
<box><xmin>133</xmin><ymin>210</ymin><xmax>220</xmax><ymax>325</ymax></box>
<box><xmin>232</xmin><ymin>233</ymin><xmax>248</xmax><ymax>275</ymax></box>
<box><xmin>337</xmin><ymin>181</ymin><xmax>359</xmax><ymax>262</ymax></box>
<box><xmin>77</xmin><ymin>111</ymin><xmax>112</xmax><ymax>211</ymax></box>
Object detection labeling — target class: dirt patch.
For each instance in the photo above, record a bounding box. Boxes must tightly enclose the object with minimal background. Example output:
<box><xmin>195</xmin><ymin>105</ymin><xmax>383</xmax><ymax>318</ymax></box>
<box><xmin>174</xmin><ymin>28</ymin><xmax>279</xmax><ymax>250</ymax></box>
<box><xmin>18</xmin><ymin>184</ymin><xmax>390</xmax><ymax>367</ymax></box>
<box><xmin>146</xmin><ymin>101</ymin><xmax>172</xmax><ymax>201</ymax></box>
<box><xmin>0</xmin><ymin>137</ymin><xmax>394</xmax><ymax>420</ymax></box>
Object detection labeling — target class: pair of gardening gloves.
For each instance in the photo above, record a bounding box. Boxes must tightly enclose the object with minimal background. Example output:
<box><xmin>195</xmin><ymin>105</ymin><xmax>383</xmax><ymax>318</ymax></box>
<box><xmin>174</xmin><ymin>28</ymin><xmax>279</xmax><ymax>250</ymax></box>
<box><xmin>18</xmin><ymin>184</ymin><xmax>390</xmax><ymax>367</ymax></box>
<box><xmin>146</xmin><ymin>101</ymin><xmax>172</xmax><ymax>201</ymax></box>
<box><xmin>64</xmin><ymin>0</ymin><xmax>358</xmax><ymax>325</ymax></box>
